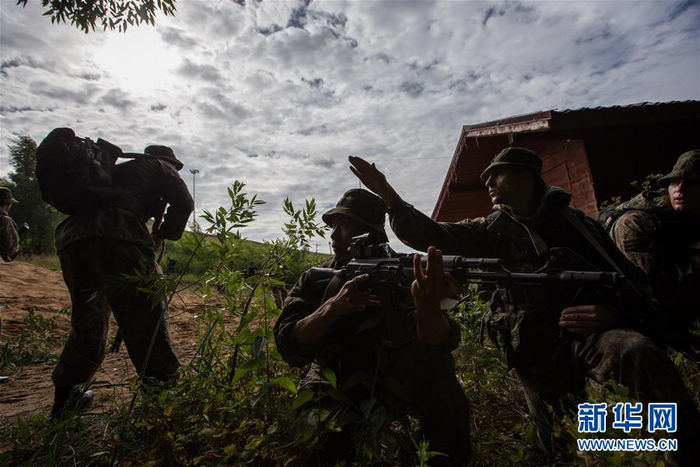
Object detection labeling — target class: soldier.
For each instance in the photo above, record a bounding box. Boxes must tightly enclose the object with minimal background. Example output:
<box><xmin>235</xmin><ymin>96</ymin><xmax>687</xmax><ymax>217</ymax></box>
<box><xmin>609</xmin><ymin>150</ymin><xmax>700</xmax><ymax>330</ymax></box>
<box><xmin>273</xmin><ymin>188</ymin><xmax>470</xmax><ymax>466</ymax></box>
<box><xmin>0</xmin><ymin>186</ymin><xmax>20</xmax><ymax>262</ymax></box>
<box><xmin>50</xmin><ymin>145</ymin><xmax>193</xmax><ymax>417</ymax></box>
<box><xmin>1</xmin><ymin>186</ymin><xmax>20</xmax><ymax>385</ymax></box>
<box><xmin>350</xmin><ymin>148</ymin><xmax>699</xmax><ymax>463</ymax></box>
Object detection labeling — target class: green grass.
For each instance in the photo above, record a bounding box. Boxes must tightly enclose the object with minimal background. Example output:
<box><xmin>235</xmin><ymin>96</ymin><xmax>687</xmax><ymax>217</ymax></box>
<box><xmin>0</xmin><ymin>311</ymin><xmax>61</xmax><ymax>370</ymax></box>
<box><xmin>4</xmin><ymin>290</ymin><xmax>695</xmax><ymax>465</ymax></box>
<box><xmin>20</xmin><ymin>253</ymin><xmax>60</xmax><ymax>270</ymax></box>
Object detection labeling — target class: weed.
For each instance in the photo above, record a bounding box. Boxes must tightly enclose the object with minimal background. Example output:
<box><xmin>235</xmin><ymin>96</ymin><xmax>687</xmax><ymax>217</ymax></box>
<box><xmin>0</xmin><ymin>311</ymin><xmax>60</xmax><ymax>370</ymax></box>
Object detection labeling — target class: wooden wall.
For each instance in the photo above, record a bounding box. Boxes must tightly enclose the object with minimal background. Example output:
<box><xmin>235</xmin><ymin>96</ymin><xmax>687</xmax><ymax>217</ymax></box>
<box><xmin>511</xmin><ymin>135</ymin><xmax>597</xmax><ymax>216</ymax></box>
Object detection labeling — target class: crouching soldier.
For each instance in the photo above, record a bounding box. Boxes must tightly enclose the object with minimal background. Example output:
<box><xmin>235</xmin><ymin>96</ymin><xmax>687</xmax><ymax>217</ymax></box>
<box><xmin>273</xmin><ymin>189</ymin><xmax>471</xmax><ymax>466</ymax></box>
<box><xmin>608</xmin><ymin>150</ymin><xmax>700</xmax><ymax>336</ymax></box>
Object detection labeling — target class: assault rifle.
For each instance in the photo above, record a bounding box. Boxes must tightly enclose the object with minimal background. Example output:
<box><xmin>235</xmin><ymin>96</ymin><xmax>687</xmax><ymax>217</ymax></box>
<box><xmin>310</xmin><ymin>242</ymin><xmax>626</xmax><ymax>294</ymax></box>
<box><xmin>310</xmin><ymin>234</ymin><xmax>698</xmax><ymax>360</ymax></box>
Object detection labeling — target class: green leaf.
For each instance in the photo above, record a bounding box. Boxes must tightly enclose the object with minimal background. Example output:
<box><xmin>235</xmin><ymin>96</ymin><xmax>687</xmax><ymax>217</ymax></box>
<box><xmin>328</xmin><ymin>387</ymin><xmax>352</xmax><ymax>405</ymax></box>
<box><xmin>251</xmin><ymin>335</ymin><xmax>266</xmax><ymax>359</ymax></box>
<box><xmin>232</xmin><ymin>366</ymin><xmax>251</xmax><ymax>384</ymax></box>
<box><xmin>296</xmin><ymin>427</ymin><xmax>314</xmax><ymax>443</ymax></box>
<box><xmin>272</xmin><ymin>376</ymin><xmax>297</xmax><ymax>394</ymax></box>
<box><xmin>223</xmin><ymin>443</ymin><xmax>237</xmax><ymax>455</ymax></box>
<box><xmin>251</xmin><ymin>382</ymin><xmax>269</xmax><ymax>407</ymax></box>
<box><xmin>334</xmin><ymin>409</ymin><xmax>361</xmax><ymax>427</ymax></box>
<box><xmin>16</xmin><ymin>416</ymin><xmax>30</xmax><ymax>440</ymax></box>
<box><xmin>291</xmin><ymin>389</ymin><xmax>314</xmax><ymax>409</ymax></box>
<box><xmin>322</xmin><ymin>367</ymin><xmax>337</xmax><ymax>388</ymax></box>
<box><xmin>341</xmin><ymin>371</ymin><xmax>368</xmax><ymax>391</ymax></box>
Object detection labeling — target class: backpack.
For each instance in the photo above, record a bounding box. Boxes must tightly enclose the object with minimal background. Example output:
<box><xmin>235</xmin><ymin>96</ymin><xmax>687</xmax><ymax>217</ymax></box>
<box><xmin>36</xmin><ymin>128</ymin><xmax>128</xmax><ymax>214</ymax></box>
<box><xmin>597</xmin><ymin>191</ymin><xmax>671</xmax><ymax>234</ymax></box>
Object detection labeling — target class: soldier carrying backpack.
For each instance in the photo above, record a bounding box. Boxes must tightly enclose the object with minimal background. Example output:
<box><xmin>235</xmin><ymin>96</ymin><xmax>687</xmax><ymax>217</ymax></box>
<box><xmin>36</xmin><ymin>128</ymin><xmax>194</xmax><ymax>417</ymax></box>
<box><xmin>607</xmin><ymin>150</ymin><xmax>700</xmax><ymax>336</ymax></box>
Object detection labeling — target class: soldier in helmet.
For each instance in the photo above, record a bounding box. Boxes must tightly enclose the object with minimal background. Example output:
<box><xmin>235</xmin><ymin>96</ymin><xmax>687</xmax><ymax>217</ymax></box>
<box><xmin>50</xmin><ymin>144</ymin><xmax>193</xmax><ymax>417</ymax></box>
<box><xmin>273</xmin><ymin>188</ymin><xmax>471</xmax><ymax>466</ymax></box>
<box><xmin>350</xmin><ymin>148</ymin><xmax>700</xmax><ymax>463</ymax></box>
<box><xmin>0</xmin><ymin>186</ymin><xmax>20</xmax><ymax>263</ymax></box>
<box><xmin>609</xmin><ymin>150</ymin><xmax>700</xmax><ymax>331</ymax></box>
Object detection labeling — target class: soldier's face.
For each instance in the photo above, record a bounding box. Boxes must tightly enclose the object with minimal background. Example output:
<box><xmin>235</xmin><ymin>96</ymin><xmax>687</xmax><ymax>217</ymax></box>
<box><xmin>668</xmin><ymin>179</ymin><xmax>700</xmax><ymax>214</ymax></box>
<box><xmin>484</xmin><ymin>167</ymin><xmax>532</xmax><ymax>206</ymax></box>
<box><xmin>330</xmin><ymin>216</ymin><xmax>369</xmax><ymax>263</ymax></box>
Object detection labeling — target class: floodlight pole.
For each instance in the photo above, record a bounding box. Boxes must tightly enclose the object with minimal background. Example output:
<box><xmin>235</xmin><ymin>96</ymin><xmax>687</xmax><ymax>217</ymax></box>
<box><xmin>189</xmin><ymin>169</ymin><xmax>199</xmax><ymax>228</ymax></box>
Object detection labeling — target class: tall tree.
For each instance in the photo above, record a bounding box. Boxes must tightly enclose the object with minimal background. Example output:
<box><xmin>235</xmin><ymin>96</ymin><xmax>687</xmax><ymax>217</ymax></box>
<box><xmin>16</xmin><ymin>0</ymin><xmax>177</xmax><ymax>33</ymax></box>
<box><xmin>6</xmin><ymin>136</ymin><xmax>62</xmax><ymax>255</ymax></box>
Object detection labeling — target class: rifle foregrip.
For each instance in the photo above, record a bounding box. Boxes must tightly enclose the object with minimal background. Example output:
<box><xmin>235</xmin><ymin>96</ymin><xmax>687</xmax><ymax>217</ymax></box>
<box><xmin>556</xmin><ymin>271</ymin><xmax>624</xmax><ymax>287</ymax></box>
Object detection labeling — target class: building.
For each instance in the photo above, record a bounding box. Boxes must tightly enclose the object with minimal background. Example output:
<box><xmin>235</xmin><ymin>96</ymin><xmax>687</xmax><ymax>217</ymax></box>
<box><xmin>432</xmin><ymin>101</ymin><xmax>700</xmax><ymax>221</ymax></box>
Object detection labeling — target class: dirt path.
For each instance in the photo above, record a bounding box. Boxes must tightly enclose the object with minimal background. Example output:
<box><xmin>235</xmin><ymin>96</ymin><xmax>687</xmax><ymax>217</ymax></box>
<box><xmin>0</xmin><ymin>260</ymin><xmax>205</xmax><ymax>451</ymax></box>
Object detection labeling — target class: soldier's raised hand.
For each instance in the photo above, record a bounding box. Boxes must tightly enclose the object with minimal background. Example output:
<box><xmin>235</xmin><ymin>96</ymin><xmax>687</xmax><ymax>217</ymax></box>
<box><xmin>348</xmin><ymin>156</ymin><xmax>397</xmax><ymax>205</ymax></box>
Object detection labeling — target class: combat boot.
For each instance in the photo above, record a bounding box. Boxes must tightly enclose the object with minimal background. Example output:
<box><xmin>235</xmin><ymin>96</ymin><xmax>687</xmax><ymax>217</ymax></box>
<box><xmin>50</xmin><ymin>386</ymin><xmax>94</xmax><ymax>419</ymax></box>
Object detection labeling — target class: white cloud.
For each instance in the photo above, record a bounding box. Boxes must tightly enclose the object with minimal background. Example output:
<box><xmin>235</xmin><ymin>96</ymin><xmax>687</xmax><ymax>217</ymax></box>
<box><xmin>1</xmin><ymin>0</ymin><xmax>698</xmax><ymax>253</ymax></box>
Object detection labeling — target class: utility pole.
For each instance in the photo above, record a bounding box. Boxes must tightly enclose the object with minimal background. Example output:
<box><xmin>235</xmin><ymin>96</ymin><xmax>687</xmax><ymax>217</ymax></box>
<box><xmin>189</xmin><ymin>169</ymin><xmax>199</xmax><ymax>229</ymax></box>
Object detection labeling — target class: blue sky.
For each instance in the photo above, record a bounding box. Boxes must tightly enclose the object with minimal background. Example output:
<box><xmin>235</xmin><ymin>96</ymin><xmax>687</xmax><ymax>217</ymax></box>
<box><xmin>1</xmin><ymin>0</ymin><xmax>698</xmax><ymax>252</ymax></box>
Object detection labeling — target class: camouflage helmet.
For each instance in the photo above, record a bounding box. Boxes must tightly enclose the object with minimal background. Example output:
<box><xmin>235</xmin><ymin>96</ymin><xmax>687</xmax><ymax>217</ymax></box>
<box><xmin>322</xmin><ymin>188</ymin><xmax>388</xmax><ymax>242</ymax></box>
<box><xmin>144</xmin><ymin>145</ymin><xmax>184</xmax><ymax>171</ymax></box>
<box><xmin>658</xmin><ymin>149</ymin><xmax>700</xmax><ymax>187</ymax></box>
<box><xmin>0</xmin><ymin>186</ymin><xmax>17</xmax><ymax>204</ymax></box>
<box><xmin>480</xmin><ymin>147</ymin><xmax>543</xmax><ymax>180</ymax></box>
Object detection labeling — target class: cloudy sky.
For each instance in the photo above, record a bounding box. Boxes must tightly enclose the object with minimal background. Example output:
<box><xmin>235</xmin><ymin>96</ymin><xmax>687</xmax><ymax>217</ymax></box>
<box><xmin>1</xmin><ymin>0</ymin><xmax>698</xmax><ymax>252</ymax></box>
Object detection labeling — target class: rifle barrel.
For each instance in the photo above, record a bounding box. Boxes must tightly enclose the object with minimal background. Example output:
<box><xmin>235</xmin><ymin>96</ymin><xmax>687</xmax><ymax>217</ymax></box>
<box><xmin>311</xmin><ymin>256</ymin><xmax>625</xmax><ymax>289</ymax></box>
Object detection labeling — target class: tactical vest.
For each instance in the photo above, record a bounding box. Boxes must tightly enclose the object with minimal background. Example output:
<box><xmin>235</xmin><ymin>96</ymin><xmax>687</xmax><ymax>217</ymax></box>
<box><xmin>481</xmin><ymin>206</ymin><xmax>634</xmax><ymax>371</ymax></box>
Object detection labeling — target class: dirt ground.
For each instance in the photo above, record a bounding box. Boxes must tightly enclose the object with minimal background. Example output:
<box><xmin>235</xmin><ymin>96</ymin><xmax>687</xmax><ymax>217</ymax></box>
<box><xmin>0</xmin><ymin>260</ymin><xmax>204</xmax><ymax>453</ymax></box>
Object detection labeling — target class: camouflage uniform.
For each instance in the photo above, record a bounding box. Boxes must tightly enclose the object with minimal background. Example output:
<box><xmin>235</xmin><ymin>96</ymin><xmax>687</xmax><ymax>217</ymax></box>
<box><xmin>0</xmin><ymin>212</ymin><xmax>19</xmax><ymax>262</ymax></box>
<box><xmin>387</xmin><ymin>184</ymin><xmax>699</xmax><ymax>460</ymax></box>
<box><xmin>0</xmin><ymin>187</ymin><xmax>19</xmax><ymax>262</ymax></box>
<box><xmin>609</xmin><ymin>151</ymin><xmax>700</xmax><ymax>329</ymax></box>
<box><xmin>609</xmin><ymin>194</ymin><xmax>700</xmax><ymax>325</ymax></box>
<box><xmin>274</xmin><ymin>189</ymin><xmax>470</xmax><ymax>466</ymax></box>
<box><xmin>52</xmin><ymin>153</ymin><xmax>193</xmax><ymax>389</ymax></box>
